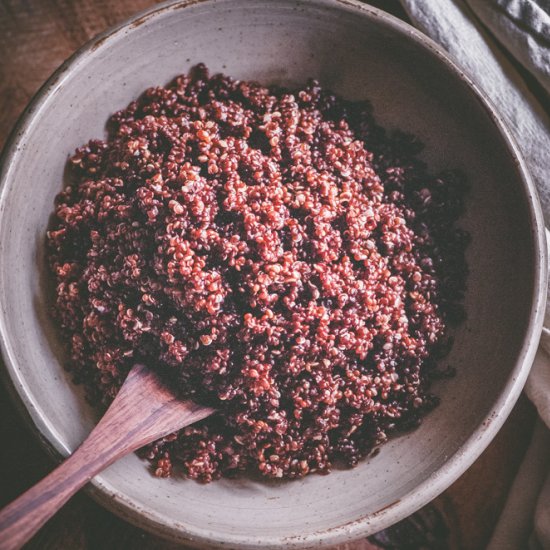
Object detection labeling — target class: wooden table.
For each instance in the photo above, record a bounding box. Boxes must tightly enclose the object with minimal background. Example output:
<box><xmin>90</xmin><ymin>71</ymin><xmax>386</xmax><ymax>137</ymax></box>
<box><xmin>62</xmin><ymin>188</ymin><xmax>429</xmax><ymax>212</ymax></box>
<box><xmin>0</xmin><ymin>1</ymin><xmax>538</xmax><ymax>548</ymax></box>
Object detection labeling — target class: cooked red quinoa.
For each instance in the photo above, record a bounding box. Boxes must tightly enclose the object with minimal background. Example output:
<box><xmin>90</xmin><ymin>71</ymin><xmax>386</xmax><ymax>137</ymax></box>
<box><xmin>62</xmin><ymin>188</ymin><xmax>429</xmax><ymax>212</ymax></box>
<box><xmin>47</xmin><ymin>64</ymin><xmax>468</xmax><ymax>482</ymax></box>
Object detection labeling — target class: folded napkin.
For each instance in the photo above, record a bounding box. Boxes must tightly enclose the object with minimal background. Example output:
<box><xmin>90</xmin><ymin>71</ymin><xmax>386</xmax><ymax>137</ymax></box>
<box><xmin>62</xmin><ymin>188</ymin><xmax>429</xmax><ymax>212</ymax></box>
<box><xmin>398</xmin><ymin>1</ymin><xmax>550</xmax><ymax>548</ymax></box>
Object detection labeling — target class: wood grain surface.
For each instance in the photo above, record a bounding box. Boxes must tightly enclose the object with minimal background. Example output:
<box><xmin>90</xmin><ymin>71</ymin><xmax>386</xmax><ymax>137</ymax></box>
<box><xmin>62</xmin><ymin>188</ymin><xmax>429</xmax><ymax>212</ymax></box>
<box><xmin>0</xmin><ymin>1</ymin><xmax>539</xmax><ymax>549</ymax></box>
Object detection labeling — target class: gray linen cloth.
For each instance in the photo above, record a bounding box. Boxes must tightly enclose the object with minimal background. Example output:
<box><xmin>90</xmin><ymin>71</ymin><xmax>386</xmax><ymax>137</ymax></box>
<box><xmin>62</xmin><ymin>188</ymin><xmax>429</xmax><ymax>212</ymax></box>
<box><xmin>398</xmin><ymin>1</ymin><xmax>550</xmax><ymax>548</ymax></box>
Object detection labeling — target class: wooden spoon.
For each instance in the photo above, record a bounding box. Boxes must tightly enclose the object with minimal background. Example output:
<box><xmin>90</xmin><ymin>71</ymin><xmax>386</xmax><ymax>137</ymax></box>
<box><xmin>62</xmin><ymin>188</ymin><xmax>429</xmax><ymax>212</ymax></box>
<box><xmin>0</xmin><ymin>363</ymin><xmax>214</xmax><ymax>550</ymax></box>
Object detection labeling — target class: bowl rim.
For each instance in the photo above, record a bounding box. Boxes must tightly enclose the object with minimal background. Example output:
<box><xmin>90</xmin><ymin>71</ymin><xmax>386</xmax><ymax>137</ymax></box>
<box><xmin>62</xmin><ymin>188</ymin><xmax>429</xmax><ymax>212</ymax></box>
<box><xmin>0</xmin><ymin>0</ymin><xmax>547</xmax><ymax>547</ymax></box>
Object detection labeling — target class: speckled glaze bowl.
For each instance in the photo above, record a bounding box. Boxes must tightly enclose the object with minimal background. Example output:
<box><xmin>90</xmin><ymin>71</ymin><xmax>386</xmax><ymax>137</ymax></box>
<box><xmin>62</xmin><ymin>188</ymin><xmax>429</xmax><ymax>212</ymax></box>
<box><xmin>0</xmin><ymin>0</ymin><xmax>547</xmax><ymax>548</ymax></box>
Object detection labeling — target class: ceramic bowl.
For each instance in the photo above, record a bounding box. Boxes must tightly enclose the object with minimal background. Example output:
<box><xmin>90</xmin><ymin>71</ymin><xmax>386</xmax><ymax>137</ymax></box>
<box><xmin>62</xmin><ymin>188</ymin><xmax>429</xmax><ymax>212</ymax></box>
<box><xmin>0</xmin><ymin>0</ymin><xmax>547</xmax><ymax>548</ymax></box>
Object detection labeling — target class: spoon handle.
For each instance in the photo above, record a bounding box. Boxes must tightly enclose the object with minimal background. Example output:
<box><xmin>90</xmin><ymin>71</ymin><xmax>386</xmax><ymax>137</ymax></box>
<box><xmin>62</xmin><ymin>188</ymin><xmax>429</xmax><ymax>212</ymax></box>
<box><xmin>0</xmin><ymin>429</ymin><xmax>120</xmax><ymax>549</ymax></box>
<box><xmin>0</xmin><ymin>364</ymin><xmax>213</xmax><ymax>550</ymax></box>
